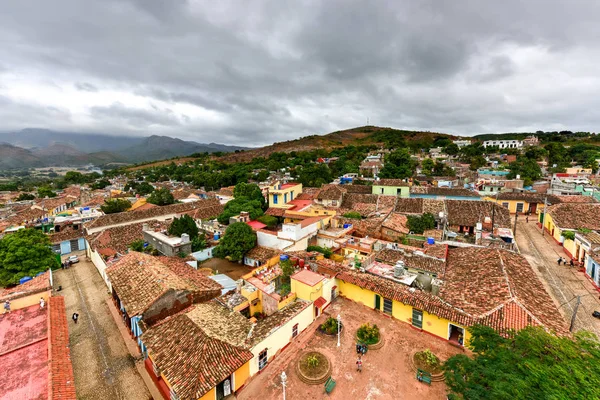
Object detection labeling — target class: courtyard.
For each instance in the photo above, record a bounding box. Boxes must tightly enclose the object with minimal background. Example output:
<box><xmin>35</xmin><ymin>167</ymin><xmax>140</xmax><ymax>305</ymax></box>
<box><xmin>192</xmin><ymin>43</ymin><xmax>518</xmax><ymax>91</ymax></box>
<box><xmin>239</xmin><ymin>297</ymin><xmax>463</xmax><ymax>400</ymax></box>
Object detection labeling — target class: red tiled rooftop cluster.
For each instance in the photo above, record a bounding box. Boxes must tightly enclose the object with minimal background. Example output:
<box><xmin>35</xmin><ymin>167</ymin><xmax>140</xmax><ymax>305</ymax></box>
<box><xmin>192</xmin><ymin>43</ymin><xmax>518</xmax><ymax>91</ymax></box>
<box><xmin>49</xmin><ymin>296</ymin><xmax>76</xmax><ymax>400</ymax></box>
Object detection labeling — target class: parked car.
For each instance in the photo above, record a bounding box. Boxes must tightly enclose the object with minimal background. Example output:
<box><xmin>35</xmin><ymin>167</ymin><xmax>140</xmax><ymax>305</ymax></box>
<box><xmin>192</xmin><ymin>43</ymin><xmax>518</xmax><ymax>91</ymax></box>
<box><xmin>67</xmin><ymin>255</ymin><xmax>79</xmax><ymax>264</ymax></box>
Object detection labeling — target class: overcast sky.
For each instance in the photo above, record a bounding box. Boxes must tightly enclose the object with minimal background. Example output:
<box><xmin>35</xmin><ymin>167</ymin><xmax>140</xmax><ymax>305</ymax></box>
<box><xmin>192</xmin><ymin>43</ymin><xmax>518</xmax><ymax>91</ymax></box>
<box><xmin>1</xmin><ymin>1</ymin><xmax>600</xmax><ymax>146</ymax></box>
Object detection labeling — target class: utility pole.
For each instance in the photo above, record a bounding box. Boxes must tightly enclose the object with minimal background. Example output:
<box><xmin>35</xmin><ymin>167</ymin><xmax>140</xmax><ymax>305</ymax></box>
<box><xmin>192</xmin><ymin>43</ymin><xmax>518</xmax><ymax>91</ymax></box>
<box><xmin>569</xmin><ymin>296</ymin><xmax>581</xmax><ymax>332</ymax></box>
<box><xmin>513</xmin><ymin>212</ymin><xmax>518</xmax><ymax>241</ymax></box>
<box><xmin>541</xmin><ymin>194</ymin><xmax>548</xmax><ymax>236</ymax></box>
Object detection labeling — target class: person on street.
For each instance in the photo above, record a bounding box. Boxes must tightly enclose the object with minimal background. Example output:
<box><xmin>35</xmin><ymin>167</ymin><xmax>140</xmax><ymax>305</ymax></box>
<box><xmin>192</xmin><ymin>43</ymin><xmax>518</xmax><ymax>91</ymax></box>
<box><xmin>40</xmin><ymin>297</ymin><xmax>45</xmax><ymax>309</ymax></box>
<box><xmin>356</xmin><ymin>357</ymin><xmax>363</xmax><ymax>372</ymax></box>
<box><xmin>570</xmin><ymin>259</ymin><xmax>574</xmax><ymax>267</ymax></box>
<box><xmin>557</xmin><ymin>257</ymin><xmax>562</xmax><ymax>265</ymax></box>
<box><xmin>526</xmin><ymin>216</ymin><xmax>529</xmax><ymax>223</ymax></box>
<box><xmin>3</xmin><ymin>300</ymin><xmax>10</xmax><ymax>314</ymax></box>
<box><xmin>72</xmin><ymin>312</ymin><xmax>79</xmax><ymax>324</ymax></box>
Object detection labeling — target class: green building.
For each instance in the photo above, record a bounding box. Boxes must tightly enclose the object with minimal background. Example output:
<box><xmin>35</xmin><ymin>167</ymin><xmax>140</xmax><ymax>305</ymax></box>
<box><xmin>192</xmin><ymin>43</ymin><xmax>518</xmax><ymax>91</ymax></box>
<box><xmin>372</xmin><ymin>179</ymin><xmax>410</xmax><ymax>198</ymax></box>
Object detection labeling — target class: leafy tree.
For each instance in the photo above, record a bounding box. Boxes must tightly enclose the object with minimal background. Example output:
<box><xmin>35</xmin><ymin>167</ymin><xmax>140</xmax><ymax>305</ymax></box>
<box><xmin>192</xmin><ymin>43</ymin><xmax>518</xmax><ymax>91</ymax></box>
<box><xmin>100</xmin><ymin>198</ymin><xmax>131</xmax><ymax>214</ymax></box>
<box><xmin>129</xmin><ymin>239</ymin><xmax>154</xmax><ymax>253</ymax></box>
<box><xmin>407</xmin><ymin>213</ymin><xmax>436</xmax><ymax>234</ymax></box>
<box><xmin>507</xmin><ymin>157</ymin><xmax>542</xmax><ymax>186</ymax></box>
<box><xmin>168</xmin><ymin>214</ymin><xmax>199</xmax><ymax>239</ymax></box>
<box><xmin>218</xmin><ymin>183</ymin><xmax>267</xmax><ymax>224</ymax></box>
<box><xmin>444</xmin><ymin>325</ymin><xmax>600</xmax><ymax>400</ymax></box>
<box><xmin>147</xmin><ymin>188</ymin><xmax>175</xmax><ymax>206</ymax></box>
<box><xmin>37</xmin><ymin>186</ymin><xmax>57</xmax><ymax>198</ymax></box>
<box><xmin>297</xmin><ymin>164</ymin><xmax>333</xmax><ymax>187</ymax></box>
<box><xmin>421</xmin><ymin>158</ymin><xmax>435</xmax><ymax>176</ymax></box>
<box><xmin>91</xmin><ymin>179</ymin><xmax>110</xmax><ymax>190</ymax></box>
<box><xmin>191</xmin><ymin>235</ymin><xmax>207</xmax><ymax>252</ymax></box>
<box><xmin>379</xmin><ymin>148</ymin><xmax>417</xmax><ymax>179</ymax></box>
<box><xmin>0</xmin><ymin>229</ymin><xmax>60</xmax><ymax>286</ymax></box>
<box><xmin>233</xmin><ymin>182</ymin><xmax>265</xmax><ymax>206</ymax></box>
<box><xmin>307</xmin><ymin>245</ymin><xmax>333</xmax><ymax>258</ymax></box>
<box><xmin>545</xmin><ymin>142</ymin><xmax>569</xmax><ymax>169</ymax></box>
<box><xmin>469</xmin><ymin>155</ymin><xmax>487</xmax><ymax>171</ymax></box>
<box><xmin>213</xmin><ymin>222</ymin><xmax>257</xmax><ymax>262</ymax></box>
<box><xmin>256</xmin><ymin>215</ymin><xmax>279</xmax><ymax>228</ymax></box>
<box><xmin>443</xmin><ymin>143</ymin><xmax>460</xmax><ymax>156</ymax></box>
<box><xmin>136</xmin><ymin>182</ymin><xmax>155</xmax><ymax>195</ymax></box>
<box><xmin>524</xmin><ymin>146</ymin><xmax>548</xmax><ymax>161</ymax></box>
<box><xmin>64</xmin><ymin>171</ymin><xmax>84</xmax><ymax>183</ymax></box>
<box><xmin>16</xmin><ymin>193</ymin><xmax>35</xmax><ymax>201</ymax></box>
<box><xmin>433</xmin><ymin>160</ymin><xmax>455</xmax><ymax>177</ymax></box>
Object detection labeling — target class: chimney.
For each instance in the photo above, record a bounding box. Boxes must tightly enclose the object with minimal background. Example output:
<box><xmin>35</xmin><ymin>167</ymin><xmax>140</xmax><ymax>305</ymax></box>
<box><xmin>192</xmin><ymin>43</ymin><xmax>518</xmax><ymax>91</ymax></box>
<box><xmin>181</xmin><ymin>233</ymin><xmax>190</xmax><ymax>244</ymax></box>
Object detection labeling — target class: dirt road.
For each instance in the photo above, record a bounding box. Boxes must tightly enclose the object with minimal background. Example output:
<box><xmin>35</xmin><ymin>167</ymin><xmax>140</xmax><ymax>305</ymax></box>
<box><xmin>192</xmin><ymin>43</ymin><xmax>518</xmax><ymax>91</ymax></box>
<box><xmin>53</xmin><ymin>257</ymin><xmax>151</xmax><ymax>400</ymax></box>
<box><xmin>516</xmin><ymin>220</ymin><xmax>600</xmax><ymax>337</ymax></box>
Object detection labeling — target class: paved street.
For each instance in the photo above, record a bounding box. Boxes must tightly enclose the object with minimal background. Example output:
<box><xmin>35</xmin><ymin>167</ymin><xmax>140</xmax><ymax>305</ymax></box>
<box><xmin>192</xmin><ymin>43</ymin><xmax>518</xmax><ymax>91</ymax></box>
<box><xmin>516</xmin><ymin>221</ymin><xmax>600</xmax><ymax>337</ymax></box>
<box><xmin>53</xmin><ymin>254</ymin><xmax>151</xmax><ymax>400</ymax></box>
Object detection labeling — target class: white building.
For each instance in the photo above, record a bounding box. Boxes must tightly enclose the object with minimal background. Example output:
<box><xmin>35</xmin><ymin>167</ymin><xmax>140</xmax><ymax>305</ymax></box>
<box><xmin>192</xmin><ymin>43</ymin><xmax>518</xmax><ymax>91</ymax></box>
<box><xmin>482</xmin><ymin>140</ymin><xmax>523</xmax><ymax>149</ymax></box>
<box><xmin>452</xmin><ymin>140</ymin><xmax>472</xmax><ymax>148</ymax></box>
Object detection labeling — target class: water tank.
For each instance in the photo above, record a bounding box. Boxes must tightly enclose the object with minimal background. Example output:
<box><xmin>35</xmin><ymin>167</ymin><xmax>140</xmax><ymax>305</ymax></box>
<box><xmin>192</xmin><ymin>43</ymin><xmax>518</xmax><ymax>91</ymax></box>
<box><xmin>343</xmin><ymin>223</ymin><xmax>350</xmax><ymax>229</ymax></box>
<box><xmin>214</xmin><ymin>233</ymin><xmax>220</xmax><ymax>240</ymax></box>
<box><xmin>427</xmin><ymin>237</ymin><xmax>435</xmax><ymax>245</ymax></box>
<box><xmin>280</xmin><ymin>255</ymin><xmax>289</xmax><ymax>261</ymax></box>
<box><xmin>299</xmin><ymin>259</ymin><xmax>305</xmax><ymax>268</ymax></box>
<box><xmin>291</xmin><ymin>257</ymin><xmax>298</xmax><ymax>266</ymax></box>
<box><xmin>19</xmin><ymin>276</ymin><xmax>32</xmax><ymax>285</ymax></box>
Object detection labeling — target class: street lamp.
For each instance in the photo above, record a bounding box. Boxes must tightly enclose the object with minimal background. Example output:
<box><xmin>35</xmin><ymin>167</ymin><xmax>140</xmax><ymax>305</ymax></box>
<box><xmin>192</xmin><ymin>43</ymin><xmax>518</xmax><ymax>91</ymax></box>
<box><xmin>281</xmin><ymin>371</ymin><xmax>287</xmax><ymax>400</ymax></box>
<box><xmin>337</xmin><ymin>314</ymin><xmax>341</xmax><ymax>347</ymax></box>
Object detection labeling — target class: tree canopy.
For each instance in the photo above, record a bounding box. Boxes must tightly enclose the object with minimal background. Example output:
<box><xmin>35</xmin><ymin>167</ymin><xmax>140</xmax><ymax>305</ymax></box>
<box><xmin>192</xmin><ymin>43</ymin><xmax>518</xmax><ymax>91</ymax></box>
<box><xmin>444</xmin><ymin>325</ymin><xmax>600</xmax><ymax>400</ymax></box>
<box><xmin>507</xmin><ymin>157</ymin><xmax>542</xmax><ymax>186</ymax></box>
<box><xmin>168</xmin><ymin>214</ymin><xmax>199</xmax><ymax>239</ymax></box>
<box><xmin>16</xmin><ymin>193</ymin><xmax>35</xmax><ymax>201</ymax></box>
<box><xmin>0</xmin><ymin>229</ymin><xmax>59</xmax><ymax>286</ymax></box>
<box><xmin>100</xmin><ymin>198</ymin><xmax>131</xmax><ymax>214</ymax></box>
<box><xmin>147</xmin><ymin>188</ymin><xmax>176</xmax><ymax>206</ymax></box>
<box><xmin>213</xmin><ymin>222</ymin><xmax>257</xmax><ymax>262</ymax></box>
<box><xmin>379</xmin><ymin>148</ymin><xmax>417</xmax><ymax>179</ymax></box>
<box><xmin>407</xmin><ymin>213</ymin><xmax>436</xmax><ymax>234</ymax></box>
<box><xmin>218</xmin><ymin>183</ymin><xmax>266</xmax><ymax>224</ymax></box>
<box><xmin>297</xmin><ymin>163</ymin><xmax>333</xmax><ymax>187</ymax></box>
<box><xmin>37</xmin><ymin>186</ymin><xmax>57</xmax><ymax>198</ymax></box>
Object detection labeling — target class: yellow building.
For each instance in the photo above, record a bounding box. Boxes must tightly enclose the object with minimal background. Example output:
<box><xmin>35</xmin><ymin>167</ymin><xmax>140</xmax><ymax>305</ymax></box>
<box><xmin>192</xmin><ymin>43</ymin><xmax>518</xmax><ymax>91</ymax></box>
<box><xmin>543</xmin><ymin>203</ymin><xmax>600</xmax><ymax>259</ymax></box>
<box><xmin>485</xmin><ymin>192</ymin><xmax>548</xmax><ymax>215</ymax></box>
<box><xmin>0</xmin><ymin>270</ymin><xmax>52</xmax><ymax>311</ymax></box>
<box><xmin>268</xmin><ymin>181</ymin><xmax>303</xmax><ymax>208</ymax></box>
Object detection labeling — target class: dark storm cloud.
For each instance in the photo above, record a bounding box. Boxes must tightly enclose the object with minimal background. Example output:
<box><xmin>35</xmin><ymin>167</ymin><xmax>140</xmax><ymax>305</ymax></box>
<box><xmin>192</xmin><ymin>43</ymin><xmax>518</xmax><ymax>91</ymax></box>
<box><xmin>1</xmin><ymin>0</ymin><xmax>600</xmax><ymax>146</ymax></box>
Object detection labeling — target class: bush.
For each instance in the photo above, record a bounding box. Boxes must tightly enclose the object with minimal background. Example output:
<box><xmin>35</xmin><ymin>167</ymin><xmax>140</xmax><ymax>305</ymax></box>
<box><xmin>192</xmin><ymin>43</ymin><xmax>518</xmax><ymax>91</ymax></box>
<box><xmin>343</xmin><ymin>211</ymin><xmax>362</xmax><ymax>220</ymax></box>
<box><xmin>320</xmin><ymin>317</ymin><xmax>339</xmax><ymax>335</ymax></box>
<box><xmin>562</xmin><ymin>231</ymin><xmax>575</xmax><ymax>241</ymax></box>
<box><xmin>307</xmin><ymin>245</ymin><xmax>333</xmax><ymax>258</ymax></box>
<box><xmin>357</xmin><ymin>323</ymin><xmax>380</xmax><ymax>345</ymax></box>
<box><xmin>306</xmin><ymin>355</ymin><xmax>319</xmax><ymax>369</ymax></box>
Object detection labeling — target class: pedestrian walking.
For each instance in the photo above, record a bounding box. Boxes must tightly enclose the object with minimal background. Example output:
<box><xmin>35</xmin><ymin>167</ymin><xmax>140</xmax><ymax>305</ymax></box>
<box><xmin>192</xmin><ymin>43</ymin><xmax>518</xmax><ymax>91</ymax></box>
<box><xmin>72</xmin><ymin>312</ymin><xmax>79</xmax><ymax>324</ymax></box>
<box><xmin>557</xmin><ymin>257</ymin><xmax>561</xmax><ymax>265</ymax></box>
<box><xmin>570</xmin><ymin>259</ymin><xmax>574</xmax><ymax>267</ymax></box>
<box><xmin>39</xmin><ymin>297</ymin><xmax>45</xmax><ymax>309</ymax></box>
<box><xmin>3</xmin><ymin>300</ymin><xmax>10</xmax><ymax>314</ymax></box>
<box><xmin>526</xmin><ymin>216</ymin><xmax>529</xmax><ymax>223</ymax></box>
<box><xmin>356</xmin><ymin>357</ymin><xmax>363</xmax><ymax>372</ymax></box>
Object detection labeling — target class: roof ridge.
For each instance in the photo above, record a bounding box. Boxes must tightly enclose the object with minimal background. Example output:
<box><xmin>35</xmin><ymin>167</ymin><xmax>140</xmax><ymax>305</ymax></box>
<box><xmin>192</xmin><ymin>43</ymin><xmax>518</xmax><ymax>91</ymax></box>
<box><xmin>497</xmin><ymin>249</ymin><xmax>516</xmax><ymax>298</ymax></box>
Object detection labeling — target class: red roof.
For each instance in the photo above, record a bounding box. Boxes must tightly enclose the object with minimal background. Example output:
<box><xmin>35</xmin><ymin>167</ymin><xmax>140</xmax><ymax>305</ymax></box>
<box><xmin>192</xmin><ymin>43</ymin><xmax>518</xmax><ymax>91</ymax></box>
<box><xmin>247</xmin><ymin>220</ymin><xmax>267</xmax><ymax>230</ymax></box>
<box><xmin>281</xmin><ymin>183</ymin><xmax>299</xmax><ymax>189</ymax></box>
<box><xmin>49</xmin><ymin>296</ymin><xmax>77</xmax><ymax>399</ymax></box>
<box><xmin>299</xmin><ymin>216</ymin><xmax>325</xmax><ymax>228</ymax></box>
<box><xmin>314</xmin><ymin>297</ymin><xmax>327</xmax><ymax>309</ymax></box>
<box><xmin>287</xmin><ymin>199</ymin><xmax>313</xmax><ymax>210</ymax></box>
<box><xmin>292</xmin><ymin>269</ymin><xmax>325</xmax><ymax>287</ymax></box>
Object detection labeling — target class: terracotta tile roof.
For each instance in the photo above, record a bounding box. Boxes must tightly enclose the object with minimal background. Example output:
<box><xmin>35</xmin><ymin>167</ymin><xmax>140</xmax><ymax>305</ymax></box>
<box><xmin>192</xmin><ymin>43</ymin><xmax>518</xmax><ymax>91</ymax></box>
<box><xmin>132</xmin><ymin>202</ymin><xmax>157</xmax><ymax>212</ymax></box>
<box><xmin>49</xmin><ymin>227</ymin><xmax>83</xmax><ymax>244</ymax></box>
<box><xmin>244</xmin><ymin>246</ymin><xmax>280</xmax><ymax>262</ymax></box>
<box><xmin>494</xmin><ymin>192</ymin><xmax>549</xmax><ymax>203</ymax></box>
<box><xmin>547</xmin><ymin>203</ymin><xmax>600</xmax><ymax>230</ymax></box>
<box><xmin>442</xmin><ymin>247</ymin><xmax>567</xmax><ymax>334</ymax></box>
<box><xmin>394</xmin><ymin>198</ymin><xmax>424</xmax><ymax>214</ymax></box>
<box><xmin>341</xmin><ymin>193</ymin><xmax>378</xmax><ymax>210</ymax></box>
<box><xmin>85</xmin><ymin>198</ymin><xmax>223</xmax><ymax>229</ymax></box>
<box><xmin>423</xmin><ymin>243</ymin><xmax>447</xmax><ymax>259</ymax></box>
<box><xmin>141</xmin><ymin>304</ymin><xmax>254</xmax><ymax>400</ymax></box>
<box><xmin>81</xmin><ymin>194</ymin><xmax>107</xmax><ymax>207</ymax></box>
<box><xmin>86</xmin><ymin>220</ymin><xmax>169</xmax><ymax>255</ymax></box>
<box><xmin>554</xmin><ymin>195</ymin><xmax>597</xmax><ymax>204</ymax></box>
<box><xmin>381</xmin><ymin>213</ymin><xmax>409</xmax><ymax>234</ymax></box>
<box><xmin>446</xmin><ymin>200</ymin><xmax>511</xmax><ymax>228</ymax></box>
<box><xmin>410</xmin><ymin>187</ymin><xmax>479</xmax><ymax>197</ymax></box>
<box><xmin>375</xmin><ymin>179</ymin><xmax>409</xmax><ymax>187</ymax></box>
<box><xmin>343</xmin><ymin>185</ymin><xmax>373</xmax><ymax>194</ymax></box>
<box><xmin>265</xmin><ymin>207</ymin><xmax>286</xmax><ymax>217</ymax></box>
<box><xmin>299</xmin><ymin>216</ymin><xmax>326</xmax><ymax>228</ymax></box>
<box><xmin>579</xmin><ymin>231</ymin><xmax>600</xmax><ymax>246</ymax></box>
<box><xmin>251</xmin><ymin>300</ymin><xmax>311</xmax><ymax>343</ymax></box>
<box><xmin>292</xmin><ymin>269</ymin><xmax>325</xmax><ymax>286</ymax></box>
<box><xmin>313</xmin><ymin>297</ymin><xmax>327</xmax><ymax>309</ymax></box>
<box><xmin>334</xmin><ymin>215</ymin><xmax>386</xmax><ymax>238</ymax></box>
<box><xmin>0</xmin><ymin>271</ymin><xmax>51</xmax><ymax>302</ymax></box>
<box><xmin>377</xmin><ymin>195</ymin><xmax>397</xmax><ymax>212</ymax></box>
<box><xmin>49</xmin><ymin>296</ymin><xmax>76</xmax><ymax>400</ymax></box>
<box><xmin>375</xmin><ymin>248</ymin><xmax>447</xmax><ymax>276</ymax></box>
<box><xmin>317</xmin><ymin>185</ymin><xmax>345</xmax><ymax>200</ymax></box>
<box><xmin>106</xmin><ymin>252</ymin><xmax>222</xmax><ymax>316</ymax></box>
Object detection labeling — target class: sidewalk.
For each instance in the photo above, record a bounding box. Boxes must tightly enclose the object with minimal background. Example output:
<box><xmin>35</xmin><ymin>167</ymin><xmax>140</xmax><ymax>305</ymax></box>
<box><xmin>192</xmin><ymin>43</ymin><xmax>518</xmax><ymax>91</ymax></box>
<box><xmin>105</xmin><ymin>299</ymin><xmax>165</xmax><ymax>400</ymax></box>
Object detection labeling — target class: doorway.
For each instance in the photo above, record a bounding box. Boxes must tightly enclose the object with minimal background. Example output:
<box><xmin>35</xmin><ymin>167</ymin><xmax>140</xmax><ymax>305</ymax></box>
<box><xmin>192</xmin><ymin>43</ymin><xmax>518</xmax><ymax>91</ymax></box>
<box><xmin>412</xmin><ymin>309</ymin><xmax>423</xmax><ymax>329</ymax></box>
<box><xmin>216</xmin><ymin>375</ymin><xmax>232</xmax><ymax>400</ymax></box>
<box><xmin>448</xmin><ymin>324</ymin><xmax>465</xmax><ymax>346</ymax></box>
<box><xmin>258</xmin><ymin>349</ymin><xmax>268</xmax><ymax>371</ymax></box>
<box><xmin>374</xmin><ymin>294</ymin><xmax>381</xmax><ymax>311</ymax></box>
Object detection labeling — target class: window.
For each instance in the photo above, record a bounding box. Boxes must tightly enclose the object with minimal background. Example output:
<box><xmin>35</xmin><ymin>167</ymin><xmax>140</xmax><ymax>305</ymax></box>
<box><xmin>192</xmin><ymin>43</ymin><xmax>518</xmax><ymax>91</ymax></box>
<box><xmin>516</xmin><ymin>203</ymin><xmax>524</xmax><ymax>213</ymax></box>
<box><xmin>258</xmin><ymin>349</ymin><xmax>268</xmax><ymax>370</ymax></box>
<box><xmin>284</xmin><ymin>193</ymin><xmax>287</xmax><ymax>203</ymax></box>
<box><xmin>332</xmin><ymin>200</ymin><xmax>337</xmax><ymax>206</ymax></box>
<box><xmin>380</xmin><ymin>188</ymin><xmax>384</xmax><ymax>194</ymax></box>
<box><xmin>292</xmin><ymin>323</ymin><xmax>299</xmax><ymax>338</ymax></box>
<box><xmin>502</xmin><ymin>202</ymin><xmax>509</xmax><ymax>208</ymax></box>
<box><xmin>412</xmin><ymin>309</ymin><xmax>423</xmax><ymax>329</ymax></box>
<box><xmin>396</xmin><ymin>188</ymin><xmax>402</xmax><ymax>195</ymax></box>
<box><xmin>273</xmin><ymin>194</ymin><xmax>278</xmax><ymax>204</ymax></box>
<box><xmin>290</xmin><ymin>191</ymin><xmax>294</xmax><ymax>200</ymax></box>
<box><xmin>383</xmin><ymin>298</ymin><xmax>393</xmax><ymax>315</ymax></box>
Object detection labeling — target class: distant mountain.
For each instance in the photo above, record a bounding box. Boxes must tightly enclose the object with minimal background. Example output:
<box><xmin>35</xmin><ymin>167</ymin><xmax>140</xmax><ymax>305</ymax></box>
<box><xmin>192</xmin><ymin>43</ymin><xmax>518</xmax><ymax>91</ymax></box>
<box><xmin>0</xmin><ymin>144</ymin><xmax>44</xmax><ymax>169</ymax></box>
<box><xmin>32</xmin><ymin>142</ymin><xmax>86</xmax><ymax>158</ymax></box>
<box><xmin>116</xmin><ymin>135</ymin><xmax>248</xmax><ymax>163</ymax></box>
<box><xmin>0</xmin><ymin>129</ymin><xmax>144</xmax><ymax>152</ymax></box>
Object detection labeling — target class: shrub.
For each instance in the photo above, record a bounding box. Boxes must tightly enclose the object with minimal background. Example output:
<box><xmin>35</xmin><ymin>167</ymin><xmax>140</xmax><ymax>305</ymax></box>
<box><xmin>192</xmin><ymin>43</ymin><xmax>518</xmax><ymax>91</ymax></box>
<box><xmin>357</xmin><ymin>323</ymin><xmax>380</xmax><ymax>344</ymax></box>
<box><xmin>320</xmin><ymin>317</ymin><xmax>339</xmax><ymax>335</ymax></box>
<box><xmin>562</xmin><ymin>231</ymin><xmax>575</xmax><ymax>241</ymax></box>
<box><xmin>306</xmin><ymin>355</ymin><xmax>319</xmax><ymax>369</ymax></box>
<box><xmin>307</xmin><ymin>245</ymin><xmax>333</xmax><ymax>258</ymax></box>
<box><xmin>343</xmin><ymin>211</ymin><xmax>362</xmax><ymax>220</ymax></box>
<box><xmin>417</xmin><ymin>349</ymin><xmax>440</xmax><ymax>368</ymax></box>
